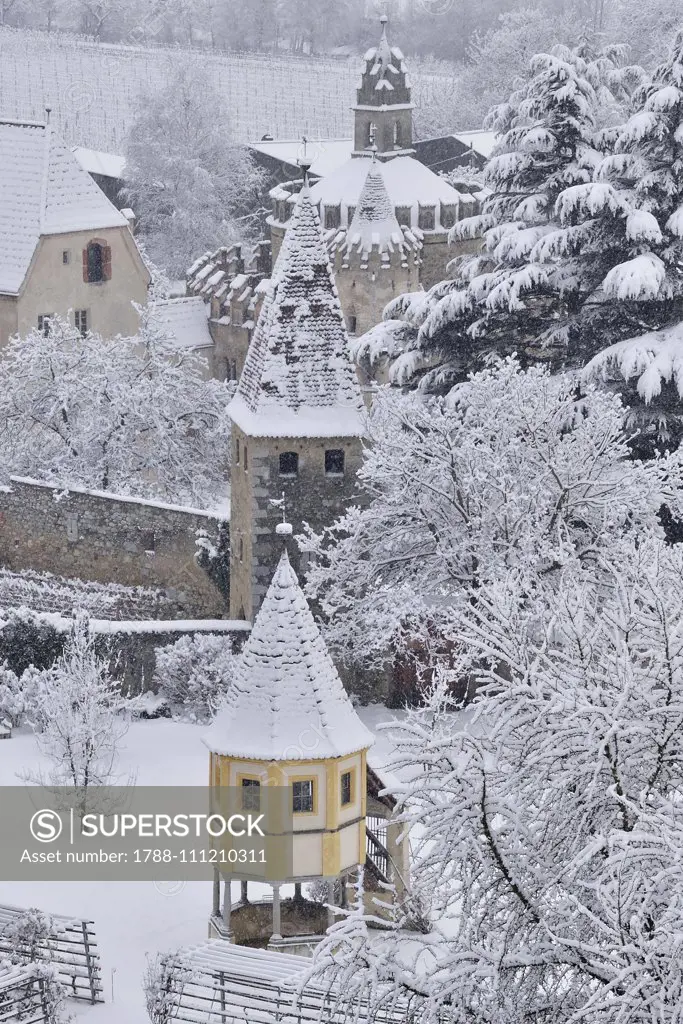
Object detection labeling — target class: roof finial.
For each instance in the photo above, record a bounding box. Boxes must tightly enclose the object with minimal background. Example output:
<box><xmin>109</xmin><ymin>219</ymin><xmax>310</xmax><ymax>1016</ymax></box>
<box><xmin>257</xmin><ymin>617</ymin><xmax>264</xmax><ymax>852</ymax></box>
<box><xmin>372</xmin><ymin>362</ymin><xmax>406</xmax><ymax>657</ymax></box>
<box><xmin>376</xmin><ymin>8</ymin><xmax>391</xmax><ymax>67</ymax></box>
<box><xmin>271</xmin><ymin>492</ymin><xmax>293</xmax><ymax>541</ymax></box>
<box><xmin>298</xmin><ymin>134</ymin><xmax>312</xmax><ymax>187</ymax></box>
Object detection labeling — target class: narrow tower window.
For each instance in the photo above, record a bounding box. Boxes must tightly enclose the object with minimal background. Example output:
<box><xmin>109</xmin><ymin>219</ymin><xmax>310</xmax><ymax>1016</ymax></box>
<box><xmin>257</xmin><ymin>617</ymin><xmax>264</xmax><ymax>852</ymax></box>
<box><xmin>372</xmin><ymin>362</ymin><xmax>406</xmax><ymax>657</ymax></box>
<box><xmin>325</xmin><ymin>449</ymin><xmax>345</xmax><ymax>476</ymax></box>
<box><xmin>279</xmin><ymin>451</ymin><xmax>299</xmax><ymax>477</ymax></box>
<box><xmin>340</xmin><ymin>770</ymin><xmax>353</xmax><ymax>806</ymax></box>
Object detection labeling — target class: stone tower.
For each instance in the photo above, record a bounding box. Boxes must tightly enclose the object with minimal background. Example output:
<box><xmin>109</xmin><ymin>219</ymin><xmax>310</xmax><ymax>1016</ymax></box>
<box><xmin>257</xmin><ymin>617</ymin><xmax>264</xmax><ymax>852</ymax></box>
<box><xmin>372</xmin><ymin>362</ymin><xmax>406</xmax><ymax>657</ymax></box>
<box><xmin>352</xmin><ymin>15</ymin><xmax>415</xmax><ymax>159</ymax></box>
<box><xmin>329</xmin><ymin>157</ymin><xmax>421</xmax><ymax>338</ymax></box>
<box><xmin>228</xmin><ymin>177</ymin><xmax>366</xmax><ymax>623</ymax></box>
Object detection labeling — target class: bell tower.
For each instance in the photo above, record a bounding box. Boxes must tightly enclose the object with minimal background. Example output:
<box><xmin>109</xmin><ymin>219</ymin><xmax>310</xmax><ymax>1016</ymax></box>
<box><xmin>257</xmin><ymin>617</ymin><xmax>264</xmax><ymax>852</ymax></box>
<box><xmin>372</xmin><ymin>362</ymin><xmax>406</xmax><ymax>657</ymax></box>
<box><xmin>352</xmin><ymin>15</ymin><xmax>415</xmax><ymax>160</ymax></box>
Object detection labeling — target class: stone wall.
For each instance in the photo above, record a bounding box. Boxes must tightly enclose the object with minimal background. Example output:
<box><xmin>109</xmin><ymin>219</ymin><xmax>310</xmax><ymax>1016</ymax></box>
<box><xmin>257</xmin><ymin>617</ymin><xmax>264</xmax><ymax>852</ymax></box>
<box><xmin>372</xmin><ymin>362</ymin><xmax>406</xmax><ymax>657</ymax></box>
<box><xmin>0</xmin><ymin>477</ymin><xmax>230</xmax><ymax>620</ymax></box>
<box><xmin>0</xmin><ymin>610</ymin><xmax>250</xmax><ymax>693</ymax></box>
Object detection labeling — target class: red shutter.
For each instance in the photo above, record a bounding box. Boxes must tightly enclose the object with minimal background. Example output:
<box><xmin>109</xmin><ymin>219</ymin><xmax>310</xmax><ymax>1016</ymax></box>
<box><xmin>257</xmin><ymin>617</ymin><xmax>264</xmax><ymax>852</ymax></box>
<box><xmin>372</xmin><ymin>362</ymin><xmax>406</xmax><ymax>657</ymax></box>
<box><xmin>82</xmin><ymin>248</ymin><xmax>89</xmax><ymax>283</ymax></box>
<box><xmin>102</xmin><ymin>245</ymin><xmax>112</xmax><ymax>281</ymax></box>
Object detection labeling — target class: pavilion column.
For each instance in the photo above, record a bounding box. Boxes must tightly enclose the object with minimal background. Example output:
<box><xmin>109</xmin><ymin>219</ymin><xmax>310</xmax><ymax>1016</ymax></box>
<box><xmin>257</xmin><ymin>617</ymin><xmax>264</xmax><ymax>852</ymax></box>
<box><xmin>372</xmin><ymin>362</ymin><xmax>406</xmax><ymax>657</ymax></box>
<box><xmin>271</xmin><ymin>883</ymin><xmax>282</xmax><ymax>942</ymax></box>
<box><xmin>212</xmin><ymin>867</ymin><xmax>220</xmax><ymax>917</ymax></box>
<box><xmin>222</xmin><ymin>877</ymin><xmax>232</xmax><ymax>937</ymax></box>
<box><xmin>241</xmin><ymin>880</ymin><xmax>249</xmax><ymax>905</ymax></box>
<box><xmin>327</xmin><ymin>879</ymin><xmax>336</xmax><ymax>930</ymax></box>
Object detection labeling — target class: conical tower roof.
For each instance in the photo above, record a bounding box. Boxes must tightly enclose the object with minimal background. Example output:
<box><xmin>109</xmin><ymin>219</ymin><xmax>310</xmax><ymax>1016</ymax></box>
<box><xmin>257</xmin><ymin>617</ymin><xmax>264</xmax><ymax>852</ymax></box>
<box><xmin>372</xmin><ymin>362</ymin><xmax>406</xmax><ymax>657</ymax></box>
<box><xmin>228</xmin><ymin>184</ymin><xmax>366</xmax><ymax>438</ymax></box>
<box><xmin>204</xmin><ymin>549</ymin><xmax>374</xmax><ymax>761</ymax></box>
<box><xmin>340</xmin><ymin>160</ymin><xmax>420</xmax><ymax>258</ymax></box>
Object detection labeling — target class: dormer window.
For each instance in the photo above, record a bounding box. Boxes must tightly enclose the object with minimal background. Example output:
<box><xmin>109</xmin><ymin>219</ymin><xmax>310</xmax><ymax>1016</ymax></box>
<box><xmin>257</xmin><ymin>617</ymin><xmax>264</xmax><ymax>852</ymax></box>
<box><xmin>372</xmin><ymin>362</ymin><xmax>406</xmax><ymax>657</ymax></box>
<box><xmin>418</xmin><ymin>205</ymin><xmax>436</xmax><ymax>231</ymax></box>
<box><xmin>324</xmin><ymin>205</ymin><xmax>341</xmax><ymax>230</ymax></box>
<box><xmin>83</xmin><ymin>240</ymin><xmax>111</xmax><ymax>284</ymax></box>
<box><xmin>396</xmin><ymin>206</ymin><xmax>411</xmax><ymax>227</ymax></box>
<box><xmin>441</xmin><ymin>204</ymin><xmax>457</xmax><ymax>229</ymax></box>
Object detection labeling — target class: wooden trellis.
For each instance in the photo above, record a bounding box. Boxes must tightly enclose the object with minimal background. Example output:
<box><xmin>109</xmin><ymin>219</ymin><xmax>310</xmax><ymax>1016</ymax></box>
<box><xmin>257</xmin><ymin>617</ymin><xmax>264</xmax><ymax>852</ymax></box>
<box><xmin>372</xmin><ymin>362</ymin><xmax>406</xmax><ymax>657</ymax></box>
<box><xmin>0</xmin><ymin>905</ymin><xmax>103</xmax><ymax>1004</ymax></box>
<box><xmin>0</xmin><ymin>963</ymin><xmax>51</xmax><ymax>1024</ymax></box>
<box><xmin>160</xmin><ymin>942</ymin><xmax>406</xmax><ymax>1024</ymax></box>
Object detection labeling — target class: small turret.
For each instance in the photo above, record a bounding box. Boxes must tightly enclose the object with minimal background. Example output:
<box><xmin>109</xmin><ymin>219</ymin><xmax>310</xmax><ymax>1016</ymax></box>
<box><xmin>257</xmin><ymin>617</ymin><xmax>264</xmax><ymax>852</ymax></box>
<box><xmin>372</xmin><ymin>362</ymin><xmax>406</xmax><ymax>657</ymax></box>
<box><xmin>328</xmin><ymin>160</ymin><xmax>421</xmax><ymax>337</ymax></box>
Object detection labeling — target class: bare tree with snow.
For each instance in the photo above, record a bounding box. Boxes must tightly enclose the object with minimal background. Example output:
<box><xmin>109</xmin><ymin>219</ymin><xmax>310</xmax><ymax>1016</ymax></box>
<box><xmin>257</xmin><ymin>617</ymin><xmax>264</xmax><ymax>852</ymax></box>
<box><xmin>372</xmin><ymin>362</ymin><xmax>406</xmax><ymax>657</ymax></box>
<box><xmin>123</xmin><ymin>65</ymin><xmax>264</xmax><ymax>278</ymax></box>
<box><xmin>0</xmin><ymin>311</ymin><xmax>231</xmax><ymax>507</ymax></box>
<box><xmin>302</xmin><ymin>358</ymin><xmax>675</xmax><ymax>667</ymax></box>
<box><xmin>25</xmin><ymin>615</ymin><xmax>130</xmax><ymax>795</ymax></box>
<box><xmin>308</xmin><ymin>530</ymin><xmax>683</xmax><ymax>1021</ymax></box>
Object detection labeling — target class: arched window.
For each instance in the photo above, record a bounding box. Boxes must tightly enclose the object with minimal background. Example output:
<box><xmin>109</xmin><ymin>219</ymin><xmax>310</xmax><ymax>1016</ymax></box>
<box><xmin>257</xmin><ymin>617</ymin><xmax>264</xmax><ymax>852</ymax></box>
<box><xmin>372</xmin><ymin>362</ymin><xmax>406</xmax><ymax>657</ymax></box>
<box><xmin>83</xmin><ymin>240</ymin><xmax>111</xmax><ymax>284</ymax></box>
<box><xmin>393</xmin><ymin>121</ymin><xmax>401</xmax><ymax>147</ymax></box>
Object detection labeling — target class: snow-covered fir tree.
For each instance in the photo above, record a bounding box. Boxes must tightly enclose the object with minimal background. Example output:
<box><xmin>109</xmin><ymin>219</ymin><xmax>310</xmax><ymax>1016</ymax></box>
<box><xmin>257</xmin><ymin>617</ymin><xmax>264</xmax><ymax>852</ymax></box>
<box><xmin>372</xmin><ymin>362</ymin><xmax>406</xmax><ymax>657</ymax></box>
<box><xmin>366</xmin><ymin>30</ymin><xmax>683</xmax><ymax>448</ymax></box>
<box><xmin>364</xmin><ymin>41</ymin><xmax>641</xmax><ymax>392</ymax></box>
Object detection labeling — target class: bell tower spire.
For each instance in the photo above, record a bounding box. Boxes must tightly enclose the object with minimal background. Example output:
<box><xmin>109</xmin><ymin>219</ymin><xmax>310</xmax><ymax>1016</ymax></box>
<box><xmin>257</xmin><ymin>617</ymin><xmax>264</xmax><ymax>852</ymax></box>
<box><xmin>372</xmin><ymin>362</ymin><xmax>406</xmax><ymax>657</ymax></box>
<box><xmin>352</xmin><ymin>13</ymin><xmax>415</xmax><ymax>159</ymax></box>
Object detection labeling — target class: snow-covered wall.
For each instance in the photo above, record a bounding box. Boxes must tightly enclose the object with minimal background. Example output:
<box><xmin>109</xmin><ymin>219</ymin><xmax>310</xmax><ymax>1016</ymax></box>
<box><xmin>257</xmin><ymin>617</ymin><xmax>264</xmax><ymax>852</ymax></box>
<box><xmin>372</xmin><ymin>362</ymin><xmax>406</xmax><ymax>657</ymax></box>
<box><xmin>0</xmin><ymin>477</ymin><xmax>230</xmax><ymax>620</ymax></box>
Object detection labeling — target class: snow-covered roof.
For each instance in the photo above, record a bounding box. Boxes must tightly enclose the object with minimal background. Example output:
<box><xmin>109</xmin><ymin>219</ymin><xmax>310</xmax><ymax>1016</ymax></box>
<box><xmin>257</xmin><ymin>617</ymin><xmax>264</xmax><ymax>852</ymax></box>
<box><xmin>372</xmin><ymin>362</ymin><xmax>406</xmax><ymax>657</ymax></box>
<box><xmin>72</xmin><ymin>146</ymin><xmax>126</xmax><ymax>179</ymax></box>
<box><xmin>338</xmin><ymin>159</ymin><xmax>421</xmax><ymax>257</ymax></box>
<box><xmin>310</xmin><ymin>154</ymin><xmax>463</xmax><ymax>229</ymax></box>
<box><xmin>151</xmin><ymin>297</ymin><xmax>214</xmax><ymax>351</ymax></box>
<box><xmin>249</xmin><ymin>138</ymin><xmax>353</xmax><ymax>178</ymax></box>
<box><xmin>230</xmin><ymin>183</ymin><xmax>366</xmax><ymax>439</ymax></box>
<box><xmin>453</xmin><ymin>130</ymin><xmax>498</xmax><ymax>160</ymax></box>
<box><xmin>0</xmin><ymin>119</ymin><xmax>128</xmax><ymax>295</ymax></box>
<box><xmin>204</xmin><ymin>549</ymin><xmax>374</xmax><ymax>761</ymax></box>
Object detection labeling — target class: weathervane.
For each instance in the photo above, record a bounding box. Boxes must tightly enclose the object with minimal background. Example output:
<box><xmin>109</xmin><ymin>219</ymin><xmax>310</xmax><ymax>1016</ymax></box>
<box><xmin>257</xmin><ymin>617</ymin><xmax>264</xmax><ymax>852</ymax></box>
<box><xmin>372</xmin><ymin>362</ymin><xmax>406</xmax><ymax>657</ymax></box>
<box><xmin>298</xmin><ymin>134</ymin><xmax>312</xmax><ymax>186</ymax></box>
<box><xmin>269</xmin><ymin>491</ymin><xmax>288</xmax><ymax>526</ymax></box>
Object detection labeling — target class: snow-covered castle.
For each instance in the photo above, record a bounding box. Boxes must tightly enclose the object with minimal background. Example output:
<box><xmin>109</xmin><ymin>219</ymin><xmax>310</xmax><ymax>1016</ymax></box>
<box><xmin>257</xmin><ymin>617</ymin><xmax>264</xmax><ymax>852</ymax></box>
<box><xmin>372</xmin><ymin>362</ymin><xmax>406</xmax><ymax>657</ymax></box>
<box><xmin>187</xmin><ymin>16</ymin><xmax>482</xmax><ymax>382</ymax></box>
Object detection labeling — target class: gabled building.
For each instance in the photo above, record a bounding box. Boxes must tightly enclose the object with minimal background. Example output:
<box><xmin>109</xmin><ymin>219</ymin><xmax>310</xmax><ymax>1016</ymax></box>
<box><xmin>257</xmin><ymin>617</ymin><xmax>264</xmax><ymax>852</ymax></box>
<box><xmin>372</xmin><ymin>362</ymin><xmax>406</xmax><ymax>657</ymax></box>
<box><xmin>228</xmin><ymin>176</ymin><xmax>366</xmax><ymax>623</ymax></box>
<box><xmin>0</xmin><ymin>118</ymin><xmax>149</xmax><ymax>347</ymax></box>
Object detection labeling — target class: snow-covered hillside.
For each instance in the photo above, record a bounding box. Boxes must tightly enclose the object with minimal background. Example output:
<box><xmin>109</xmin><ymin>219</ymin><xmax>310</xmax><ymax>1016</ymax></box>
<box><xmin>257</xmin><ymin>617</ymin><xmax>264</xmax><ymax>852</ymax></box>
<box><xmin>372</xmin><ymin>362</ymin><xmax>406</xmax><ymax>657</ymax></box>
<box><xmin>0</xmin><ymin>28</ymin><xmax>454</xmax><ymax>152</ymax></box>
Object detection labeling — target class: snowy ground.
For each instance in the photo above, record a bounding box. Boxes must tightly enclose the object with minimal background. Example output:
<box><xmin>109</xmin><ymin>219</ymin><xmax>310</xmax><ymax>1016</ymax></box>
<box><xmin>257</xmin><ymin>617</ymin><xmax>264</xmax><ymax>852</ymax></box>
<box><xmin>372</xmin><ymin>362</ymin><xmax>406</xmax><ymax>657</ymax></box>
<box><xmin>0</xmin><ymin>706</ymin><xmax>405</xmax><ymax>1023</ymax></box>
